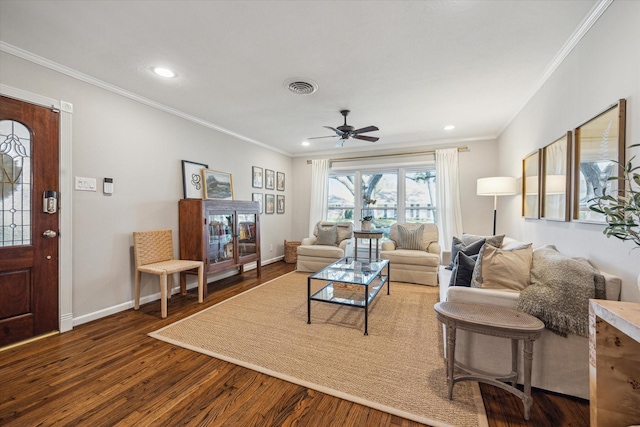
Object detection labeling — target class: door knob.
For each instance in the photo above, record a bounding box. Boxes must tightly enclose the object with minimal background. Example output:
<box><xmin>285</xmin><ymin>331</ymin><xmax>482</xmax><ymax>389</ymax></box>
<box><xmin>43</xmin><ymin>230</ymin><xmax>57</xmax><ymax>238</ymax></box>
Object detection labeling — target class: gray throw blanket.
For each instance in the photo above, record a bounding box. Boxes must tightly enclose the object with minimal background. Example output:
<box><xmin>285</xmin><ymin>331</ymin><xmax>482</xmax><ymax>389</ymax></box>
<box><xmin>517</xmin><ymin>245</ymin><xmax>605</xmax><ymax>338</ymax></box>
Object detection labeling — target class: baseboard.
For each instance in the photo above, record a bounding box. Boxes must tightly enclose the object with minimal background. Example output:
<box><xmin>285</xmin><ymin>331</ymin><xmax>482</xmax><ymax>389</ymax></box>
<box><xmin>72</xmin><ymin>257</ymin><xmax>284</xmax><ymax>327</ymax></box>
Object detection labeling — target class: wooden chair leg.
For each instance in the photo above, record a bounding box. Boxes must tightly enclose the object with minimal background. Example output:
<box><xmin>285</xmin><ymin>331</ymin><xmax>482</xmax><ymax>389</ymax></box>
<box><xmin>134</xmin><ymin>270</ymin><xmax>142</xmax><ymax>310</ymax></box>
<box><xmin>160</xmin><ymin>272</ymin><xmax>168</xmax><ymax>318</ymax></box>
<box><xmin>197</xmin><ymin>264</ymin><xmax>204</xmax><ymax>304</ymax></box>
<box><xmin>167</xmin><ymin>273</ymin><xmax>173</xmax><ymax>300</ymax></box>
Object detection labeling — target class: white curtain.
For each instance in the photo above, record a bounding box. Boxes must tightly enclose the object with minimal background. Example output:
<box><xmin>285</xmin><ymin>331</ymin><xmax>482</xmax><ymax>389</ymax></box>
<box><xmin>436</xmin><ymin>148</ymin><xmax>464</xmax><ymax>250</ymax></box>
<box><xmin>309</xmin><ymin>159</ymin><xmax>330</xmax><ymax>235</ymax></box>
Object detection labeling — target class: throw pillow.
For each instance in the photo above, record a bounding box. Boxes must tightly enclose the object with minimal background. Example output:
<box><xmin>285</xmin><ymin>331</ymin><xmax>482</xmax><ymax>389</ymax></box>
<box><xmin>314</xmin><ymin>224</ymin><xmax>338</xmax><ymax>246</ymax></box>
<box><xmin>447</xmin><ymin>237</ymin><xmax>486</xmax><ymax>270</ymax></box>
<box><xmin>449</xmin><ymin>252</ymin><xmax>478</xmax><ymax>287</ymax></box>
<box><xmin>397</xmin><ymin>224</ymin><xmax>424</xmax><ymax>250</ymax></box>
<box><xmin>461</xmin><ymin>233</ymin><xmax>505</xmax><ymax>249</ymax></box>
<box><xmin>471</xmin><ymin>243</ymin><xmax>533</xmax><ymax>291</ymax></box>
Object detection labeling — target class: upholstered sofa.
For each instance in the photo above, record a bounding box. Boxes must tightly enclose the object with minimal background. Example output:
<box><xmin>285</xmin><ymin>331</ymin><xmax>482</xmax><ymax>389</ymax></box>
<box><xmin>438</xmin><ymin>236</ymin><xmax>621</xmax><ymax>399</ymax></box>
<box><xmin>379</xmin><ymin>223</ymin><xmax>440</xmax><ymax>286</ymax></box>
<box><xmin>296</xmin><ymin>222</ymin><xmax>354</xmax><ymax>272</ymax></box>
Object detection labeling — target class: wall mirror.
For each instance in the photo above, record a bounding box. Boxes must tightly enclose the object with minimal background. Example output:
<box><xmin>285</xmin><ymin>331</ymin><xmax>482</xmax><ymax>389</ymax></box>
<box><xmin>542</xmin><ymin>132</ymin><xmax>571</xmax><ymax>221</ymax></box>
<box><xmin>522</xmin><ymin>149</ymin><xmax>541</xmax><ymax>218</ymax></box>
<box><xmin>573</xmin><ymin>99</ymin><xmax>626</xmax><ymax>222</ymax></box>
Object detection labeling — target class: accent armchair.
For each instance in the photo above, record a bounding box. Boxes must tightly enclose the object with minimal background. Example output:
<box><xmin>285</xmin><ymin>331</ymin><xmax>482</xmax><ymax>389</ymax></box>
<box><xmin>296</xmin><ymin>221</ymin><xmax>354</xmax><ymax>272</ymax></box>
<box><xmin>379</xmin><ymin>222</ymin><xmax>440</xmax><ymax>286</ymax></box>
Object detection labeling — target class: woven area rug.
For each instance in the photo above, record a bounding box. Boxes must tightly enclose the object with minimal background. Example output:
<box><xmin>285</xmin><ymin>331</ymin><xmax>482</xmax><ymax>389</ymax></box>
<box><xmin>149</xmin><ymin>272</ymin><xmax>487</xmax><ymax>427</ymax></box>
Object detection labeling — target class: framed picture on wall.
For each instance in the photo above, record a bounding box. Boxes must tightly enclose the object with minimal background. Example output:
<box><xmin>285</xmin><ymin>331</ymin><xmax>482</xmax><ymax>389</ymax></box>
<box><xmin>277</xmin><ymin>195</ymin><xmax>285</xmax><ymax>214</ymax></box>
<box><xmin>522</xmin><ymin>150</ymin><xmax>541</xmax><ymax>219</ymax></box>
<box><xmin>265</xmin><ymin>194</ymin><xmax>275</xmax><ymax>214</ymax></box>
<box><xmin>573</xmin><ymin>99</ymin><xmax>626</xmax><ymax>222</ymax></box>
<box><xmin>181</xmin><ymin>160</ymin><xmax>209</xmax><ymax>199</ymax></box>
<box><xmin>252</xmin><ymin>166</ymin><xmax>263</xmax><ymax>188</ymax></box>
<box><xmin>203</xmin><ymin>169</ymin><xmax>233</xmax><ymax>200</ymax></box>
<box><xmin>265</xmin><ymin>169</ymin><xmax>275</xmax><ymax>190</ymax></box>
<box><xmin>277</xmin><ymin>172</ymin><xmax>285</xmax><ymax>191</ymax></box>
<box><xmin>252</xmin><ymin>192</ymin><xmax>263</xmax><ymax>214</ymax></box>
<box><xmin>541</xmin><ymin>132</ymin><xmax>572</xmax><ymax>221</ymax></box>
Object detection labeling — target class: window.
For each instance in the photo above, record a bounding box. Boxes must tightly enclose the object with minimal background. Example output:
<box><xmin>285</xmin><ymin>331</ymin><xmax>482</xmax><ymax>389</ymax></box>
<box><xmin>327</xmin><ymin>165</ymin><xmax>436</xmax><ymax>239</ymax></box>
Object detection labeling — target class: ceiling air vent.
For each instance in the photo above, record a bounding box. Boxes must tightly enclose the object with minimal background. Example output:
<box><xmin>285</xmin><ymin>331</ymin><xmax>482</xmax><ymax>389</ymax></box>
<box><xmin>284</xmin><ymin>78</ymin><xmax>318</xmax><ymax>95</ymax></box>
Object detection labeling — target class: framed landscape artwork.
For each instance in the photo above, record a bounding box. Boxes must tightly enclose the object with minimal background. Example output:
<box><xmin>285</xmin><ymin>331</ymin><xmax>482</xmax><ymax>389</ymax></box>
<box><xmin>203</xmin><ymin>169</ymin><xmax>233</xmax><ymax>200</ymax></box>
<box><xmin>252</xmin><ymin>166</ymin><xmax>263</xmax><ymax>188</ymax></box>
<box><xmin>541</xmin><ymin>132</ymin><xmax>571</xmax><ymax>221</ymax></box>
<box><xmin>573</xmin><ymin>99</ymin><xmax>626</xmax><ymax>222</ymax></box>
<box><xmin>181</xmin><ymin>160</ymin><xmax>208</xmax><ymax>199</ymax></box>
<box><xmin>265</xmin><ymin>169</ymin><xmax>275</xmax><ymax>190</ymax></box>
<box><xmin>265</xmin><ymin>194</ymin><xmax>275</xmax><ymax>214</ymax></box>
<box><xmin>277</xmin><ymin>195</ymin><xmax>285</xmax><ymax>214</ymax></box>
<box><xmin>277</xmin><ymin>172</ymin><xmax>285</xmax><ymax>191</ymax></box>
<box><xmin>252</xmin><ymin>192</ymin><xmax>263</xmax><ymax>214</ymax></box>
<box><xmin>522</xmin><ymin>150</ymin><xmax>541</xmax><ymax>219</ymax></box>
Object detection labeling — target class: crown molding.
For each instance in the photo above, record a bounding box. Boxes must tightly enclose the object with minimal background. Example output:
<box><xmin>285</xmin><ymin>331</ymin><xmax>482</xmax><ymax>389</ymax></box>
<box><xmin>0</xmin><ymin>41</ymin><xmax>292</xmax><ymax>157</ymax></box>
<box><xmin>498</xmin><ymin>0</ymin><xmax>614</xmax><ymax>136</ymax></box>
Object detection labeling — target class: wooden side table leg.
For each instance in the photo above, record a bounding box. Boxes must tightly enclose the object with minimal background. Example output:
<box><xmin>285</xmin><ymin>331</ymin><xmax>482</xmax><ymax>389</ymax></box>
<box><xmin>522</xmin><ymin>338</ymin><xmax>534</xmax><ymax>420</ymax></box>
<box><xmin>445</xmin><ymin>322</ymin><xmax>457</xmax><ymax>399</ymax></box>
<box><xmin>511</xmin><ymin>338</ymin><xmax>518</xmax><ymax>387</ymax></box>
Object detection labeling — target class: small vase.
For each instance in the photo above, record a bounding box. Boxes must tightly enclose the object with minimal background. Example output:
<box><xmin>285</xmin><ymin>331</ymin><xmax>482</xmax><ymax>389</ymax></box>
<box><xmin>361</xmin><ymin>221</ymin><xmax>371</xmax><ymax>231</ymax></box>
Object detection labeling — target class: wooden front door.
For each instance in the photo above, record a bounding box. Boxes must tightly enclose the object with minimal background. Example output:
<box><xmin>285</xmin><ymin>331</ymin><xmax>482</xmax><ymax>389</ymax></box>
<box><xmin>0</xmin><ymin>95</ymin><xmax>59</xmax><ymax>347</ymax></box>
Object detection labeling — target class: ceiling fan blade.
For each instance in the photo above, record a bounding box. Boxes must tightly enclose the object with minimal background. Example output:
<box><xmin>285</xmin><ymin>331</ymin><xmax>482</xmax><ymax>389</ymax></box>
<box><xmin>352</xmin><ymin>135</ymin><xmax>379</xmax><ymax>142</ymax></box>
<box><xmin>323</xmin><ymin>126</ymin><xmax>344</xmax><ymax>136</ymax></box>
<box><xmin>352</xmin><ymin>125</ymin><xmax>379</xmax><ymax>134</ymax></box>
<box><xmin>307</xmin><ymin>135</ymin><xmax>338</xmax><ymax>140</ymax></box>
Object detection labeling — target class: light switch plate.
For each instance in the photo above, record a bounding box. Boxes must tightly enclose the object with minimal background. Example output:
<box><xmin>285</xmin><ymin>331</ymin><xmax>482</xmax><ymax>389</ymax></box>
<box><xmin>75</xmin><ymin>176</ymin><xmax>97</xmax><ymax>191</ymax></box>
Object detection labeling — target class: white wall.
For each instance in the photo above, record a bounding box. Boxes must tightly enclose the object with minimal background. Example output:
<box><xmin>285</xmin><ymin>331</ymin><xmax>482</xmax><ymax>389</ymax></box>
<box><xmin>291</xmin><ymin>138</ymin><xmax>499</xmax><ymax>241</ymax></box>
<box><xmin>498</xmin><ymin>0</ymin><xmax>640</xmax><ymax>301</ymax></box>
<box><xmin>1</xmin><ymin>52</ymin><xmax>294</xmax><ymax>321</ymax></box>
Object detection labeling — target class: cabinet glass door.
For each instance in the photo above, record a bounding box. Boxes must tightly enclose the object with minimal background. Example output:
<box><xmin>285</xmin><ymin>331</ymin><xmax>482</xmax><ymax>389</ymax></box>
<box><xmin>237</xmin><ymin>213</ymin><xmax>257</xmax><ymax>257</ymax></box>
<box><xmin>207</xmin><ymin>213</ymin><xmax>234</xmax><ymax>263</ymax></box>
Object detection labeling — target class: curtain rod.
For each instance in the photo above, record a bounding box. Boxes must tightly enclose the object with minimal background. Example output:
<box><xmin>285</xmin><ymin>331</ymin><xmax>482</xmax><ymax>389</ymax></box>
<box><xmin>306</xmin><ymin>146</ymin><xmax>469</xmax><ymax>164</ymax></box>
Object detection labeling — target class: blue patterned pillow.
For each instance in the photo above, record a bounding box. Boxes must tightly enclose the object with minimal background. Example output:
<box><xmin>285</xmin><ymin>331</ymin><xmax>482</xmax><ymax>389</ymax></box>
<box><xmin>397</xmin><ymin>224</ymin><xmax>424</xmax><ymax>250</ymax></box>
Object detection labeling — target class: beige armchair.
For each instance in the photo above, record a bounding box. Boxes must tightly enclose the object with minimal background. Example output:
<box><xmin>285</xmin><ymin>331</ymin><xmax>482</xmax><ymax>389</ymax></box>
<box><xmin>379</xmin><ymin>223</ymin><xmax>440</xmax><ymax>286</ymax></box>
<box><xmin>296</xmin><ymin>221</ymin><xmax>354</xmax><ymax>272</ymax></box>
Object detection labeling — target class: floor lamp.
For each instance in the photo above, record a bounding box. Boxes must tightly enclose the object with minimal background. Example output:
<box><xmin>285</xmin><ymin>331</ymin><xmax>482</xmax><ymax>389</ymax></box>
<box><xmin>477</xmin><ymin>177</ymin><xmax>517</xmax><ymax>235</ymax></box>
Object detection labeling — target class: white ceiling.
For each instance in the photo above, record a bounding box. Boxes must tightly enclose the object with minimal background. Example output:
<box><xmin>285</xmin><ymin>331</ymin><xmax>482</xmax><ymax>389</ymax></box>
<box><xmin>0</xmin><ymin>0</ymin><xmax>601</xmax><ymax>157</ymax></box>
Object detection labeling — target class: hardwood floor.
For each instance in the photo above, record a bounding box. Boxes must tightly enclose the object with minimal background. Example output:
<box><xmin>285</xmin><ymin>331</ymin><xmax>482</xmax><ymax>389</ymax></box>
<box><xmin>0</xmin><ymin>262</ymin><xmax>589</xmax><ymax>426</ymax></box>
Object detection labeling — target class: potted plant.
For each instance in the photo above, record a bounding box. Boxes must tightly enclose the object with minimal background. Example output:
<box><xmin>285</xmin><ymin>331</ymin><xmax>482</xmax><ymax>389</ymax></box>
<box><xmin>361</xmin><ymin>196</ymin><xmax>377</xmax><ymax>231</ymax></box>
<box><xmin>588</xmin><ymin>143</ymin><xmax>640</xmax><ymax>289</ymax></box>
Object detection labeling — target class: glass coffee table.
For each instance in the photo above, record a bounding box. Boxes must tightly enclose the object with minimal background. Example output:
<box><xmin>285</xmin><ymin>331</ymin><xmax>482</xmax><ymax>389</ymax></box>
<box><xmin>307</xmin><ymin>257</ymin><xmax>390</xmax><ymax>335</ymax></box>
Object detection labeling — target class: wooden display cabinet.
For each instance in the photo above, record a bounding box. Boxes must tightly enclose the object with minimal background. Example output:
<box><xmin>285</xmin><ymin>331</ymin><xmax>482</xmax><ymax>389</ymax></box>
<box><xmin>179</xmin><ymin>199</ymin><xmax>261</xmax><ymax>297</ymax></box>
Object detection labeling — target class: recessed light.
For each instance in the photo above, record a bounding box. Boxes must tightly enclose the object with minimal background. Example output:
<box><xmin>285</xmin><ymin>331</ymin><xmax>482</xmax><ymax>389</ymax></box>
<box><xmin>301</xmin><ymin>141</ymin><xmax>310</xmax><ymax>146</ymax></box>
<box><xmin>444</xmin><ymin>125</ymin><xmax>455</xmax><ymax>131</ymax></box>
<box><xmin>153</xmin><ymin>67</ymin><xmax>176</xmax><ymax>78</ymax></box>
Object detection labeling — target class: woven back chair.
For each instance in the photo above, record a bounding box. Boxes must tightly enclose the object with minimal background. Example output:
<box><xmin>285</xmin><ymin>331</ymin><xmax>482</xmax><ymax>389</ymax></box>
<box><xmin>133</xmin><ymin>229</ymin><xmax>204</xmax><ymax>318</ymax></box>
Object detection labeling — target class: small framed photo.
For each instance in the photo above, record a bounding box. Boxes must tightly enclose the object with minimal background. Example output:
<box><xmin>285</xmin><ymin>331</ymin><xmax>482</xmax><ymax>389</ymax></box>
<box><xmin>252</xmin><ymin>192</ymin><xmax>263</xmax><ymax>214</ymax></box>
<box><xmin>277</xmin><ymin>172</ymin><xmax>285</xmax><ymax>191</ymax></box>
<box><xmin>181</xmin><ymin>160</ymin><xmax>209</xmax><ymax>199</ymax></box>
<box><xmin>203</xmin><ymin>169</ymin><xmax>233</xmax><ymax>200</ymax></box>
<box><xmin>265</xmin><ymin>169</ymin><xmax>275</xmax><ymax>190</ymax></box>
<box><xmin>265</xmin><ymin>194</ymin><xmax>275</xmax><ymax>214</ymax></box>
<box><xmin>522</xmin><ymin>150</ymin><xmax>541</xmax><ymax>219</ymax></box>
<box><xmin>252</xmin><ymin>166</ymin><xmax>263</xmax><ymax>188</ymax></box>
<box><xmin>277</xmin><ymin>195</ymin><xmax>285</xmax><ymax>214</ymax></box>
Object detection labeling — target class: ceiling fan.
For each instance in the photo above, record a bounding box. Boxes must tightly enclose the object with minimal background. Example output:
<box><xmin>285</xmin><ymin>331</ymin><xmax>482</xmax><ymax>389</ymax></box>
<box><xmin>308</xmin><ymin>110</ymin><xmax>379</xmax><ymax>147</ymax></box>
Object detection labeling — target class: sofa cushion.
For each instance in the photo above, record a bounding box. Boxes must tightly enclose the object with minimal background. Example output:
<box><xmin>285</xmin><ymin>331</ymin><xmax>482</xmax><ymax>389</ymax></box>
<box><xmin>389</xmin><ymin>222</ymin><xmax>438</xmax><ymax>251</ymax></box>
<box><xmin>397</xmin><ymin>224</ymin><xmax>424</xmax><ymax>250</ymax></box>
<box><xmin>471</xmin><ymin>243</ymin><xmax>533</xmax><ymax>291</ymax></box>
<box><xmin>447</xmin><ymin>237</ymin><xmax>486</xmax><ymax>270</ymax></box>
<box><xmin>314</xmin><ymin>224</ymin><xmax>338</xmax><ymax>246</ymax></box>
<box><xmin>461</xmin><ymin>233</ymin><xmax>505</xmax><ymax>249</ymax></box>
<box><xmin>381</xmin><ymin>249</ymin><xmax>439</xmax><ymax>267</ymax></box>
<box><xmin>449</xmin><ymin>252</ymin><xmax>478</xmax><ymax>287</ymax></box>
<box><xmin>297</xmin><ymin>244</ymin><xmax>344</xmax><ymax>258</ymax></box>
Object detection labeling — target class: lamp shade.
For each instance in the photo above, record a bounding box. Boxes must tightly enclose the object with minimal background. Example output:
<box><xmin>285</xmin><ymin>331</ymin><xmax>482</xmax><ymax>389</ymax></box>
<box><xmin>477</xmin><ymin>177</ymin><xmax>517</xmax><ymax>196</ymax></box>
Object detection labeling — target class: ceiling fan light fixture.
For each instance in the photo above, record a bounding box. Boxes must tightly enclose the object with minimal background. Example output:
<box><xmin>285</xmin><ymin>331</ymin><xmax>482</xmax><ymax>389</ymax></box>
<box><xmin>284</xmin><ymin>78</ymin><xmax>318</xmax><ymax>95</ymax></box>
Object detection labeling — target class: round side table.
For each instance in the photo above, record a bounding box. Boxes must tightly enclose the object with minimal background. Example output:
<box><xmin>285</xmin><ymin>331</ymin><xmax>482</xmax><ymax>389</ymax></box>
<box><xmin>434</xmin><ymin>301</ymin><xmax>545</xmax><ymax>420</ymax></box>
